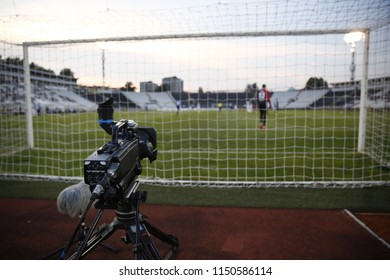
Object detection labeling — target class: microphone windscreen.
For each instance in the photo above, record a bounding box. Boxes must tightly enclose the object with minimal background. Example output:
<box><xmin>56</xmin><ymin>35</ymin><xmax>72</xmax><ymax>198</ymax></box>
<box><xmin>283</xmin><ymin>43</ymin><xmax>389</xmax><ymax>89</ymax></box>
<box><xmin>56</xmin><ymin>181</ymin><xmax>92</xmax><ymax>218</ymax></box>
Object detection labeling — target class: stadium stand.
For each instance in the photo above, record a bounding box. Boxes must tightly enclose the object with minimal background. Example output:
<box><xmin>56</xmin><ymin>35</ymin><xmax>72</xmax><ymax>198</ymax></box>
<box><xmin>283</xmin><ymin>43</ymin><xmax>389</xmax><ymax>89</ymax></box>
<box><xmin>2</xmin><ymin>59</ymin><xmax>389</xmax><ymax>114</ymax></box>
<box><xmin>82</xmin><ymin>89</ymin><xmax>137</xmax><ymax>110</ymax></box>
<box><xmin>0</xmin><ymin>84</ymin><xmax>25</xmax><ymax>114</ymax></box>
<box><xmin>121</xmin><ymin>91</ymin><xmax>176</xmax><ymax>111</ymax></box>
<box><xmin>1</xmin><ymin>83</ymin><xmax>98</xmax><ymax>114</ymax></box>
<box><xmin>39</xmin><ymin>86</ymin><xmax>96</xmax><ymax>112</ymax></box>
<box><xmin>285</xmin><ymin>89</ymin><xmax>330</xmax><ymax>109</ymax></box>
<box><xmin>147</xmin><ymin>92</ymin><xmax>177</xmax><ymax>110</ymax></box>
<box><xmin>366</xmin><ymin>82</ymin><xmax>390</xmax><ymax>109</ymax></box>
<box><xmin>49</xmin><ymin>86</ymin><xmax>97</xmax><ymax>112</ymax></box>
<box><xmin>269</xmin><ymin>89</ymin><xmax>299</xmax><ymax>109</ymax></box>
<box><xmin>179</xmin><ymin>91</ymin><xmax>249</xmax><ymax>110</ymax></box>
<box><xmin>315</xmin><ymin>87</ymin><xmax>358</xmax><ymax>109</ymax></box>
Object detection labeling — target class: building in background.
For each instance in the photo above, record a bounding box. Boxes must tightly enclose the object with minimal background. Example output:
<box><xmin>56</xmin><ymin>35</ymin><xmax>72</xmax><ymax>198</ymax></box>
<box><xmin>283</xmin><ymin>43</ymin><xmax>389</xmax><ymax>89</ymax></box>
<box><xmin>162</xmin><ymin>76</ymin><xmax>183</xmax><ymax>93</ymax></box>
<box><xmin>140</xmin><ymin>81</ymin><xmax>158</xmax><ymax>92</ymax></box>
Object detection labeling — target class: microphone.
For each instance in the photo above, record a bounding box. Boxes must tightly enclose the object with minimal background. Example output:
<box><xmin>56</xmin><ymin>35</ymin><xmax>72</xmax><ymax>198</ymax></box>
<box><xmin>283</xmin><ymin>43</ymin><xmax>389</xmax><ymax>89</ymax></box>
<box><xmin>56</xmin><ymin>181</ymin><xmax>93</xmax><ymax>218</ymax></box>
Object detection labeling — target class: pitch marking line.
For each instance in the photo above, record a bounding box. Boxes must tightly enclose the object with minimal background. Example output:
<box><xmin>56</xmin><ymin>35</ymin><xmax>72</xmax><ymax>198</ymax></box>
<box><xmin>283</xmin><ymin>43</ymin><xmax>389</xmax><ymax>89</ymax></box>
<box><xmin>344</xmin><ymin>209</ymin><xmax>390</xmax><ymax>251</ymax></box>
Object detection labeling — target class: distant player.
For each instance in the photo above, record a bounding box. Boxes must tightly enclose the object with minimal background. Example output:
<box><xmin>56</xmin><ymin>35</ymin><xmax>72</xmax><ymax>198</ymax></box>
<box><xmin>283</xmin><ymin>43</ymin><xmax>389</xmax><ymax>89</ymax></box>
<box><xmin>257</xmin><ymin>84</ymin><xmax>272</xmax><ymax>129</ymax></box>
<box><xmin>273</xmin><ymin>98</ymin><xmax>279</xmax><ymax>110</ymax></box>
<box><xmin>176</xmin><ymin>100</ymin><xmax>181</xmax><ymax>115</ymax></box>
<box><xmin>246</xmin><ymin>99</ymin><xmax>253</xmax><ymax>113</ymax></box>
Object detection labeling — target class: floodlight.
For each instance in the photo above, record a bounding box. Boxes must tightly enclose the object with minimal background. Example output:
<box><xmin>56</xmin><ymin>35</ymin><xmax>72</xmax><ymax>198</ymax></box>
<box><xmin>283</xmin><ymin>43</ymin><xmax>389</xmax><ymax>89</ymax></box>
<box><xmin>344</xmin><ymin>32</ymin><xmax>363</xmax><ymax>51</ymax></box>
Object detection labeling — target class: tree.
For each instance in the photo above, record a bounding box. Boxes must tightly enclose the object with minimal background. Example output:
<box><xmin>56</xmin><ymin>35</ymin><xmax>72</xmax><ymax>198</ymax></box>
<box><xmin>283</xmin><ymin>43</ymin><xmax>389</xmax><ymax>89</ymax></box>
<box><xmin>245</xmin><ymin>83</ymin><xmax>258</xmax><ymax>97</ymax></box>
<box><xmin>30</xmin><ymin>62</ymin><xmax>55</xmax><ymax>74</ymax></box>
<box><xmin>59</xmin><ymin>68</ymin><xmax>75</xmax><ymax>78</ymax></box>
<box><xmin>4</xmin><ymin>57</ymin><xmax>23</xmax><ymax>66</ymax></box>
<box><xmin>305</xmin><ymin>77</ymin><xmax>328</xmax><ymax>90</ymax></box>
<box><xmin>121</xmin><ymin>81</ymin><xmax>136</xmax><ymax>92</ymax></box>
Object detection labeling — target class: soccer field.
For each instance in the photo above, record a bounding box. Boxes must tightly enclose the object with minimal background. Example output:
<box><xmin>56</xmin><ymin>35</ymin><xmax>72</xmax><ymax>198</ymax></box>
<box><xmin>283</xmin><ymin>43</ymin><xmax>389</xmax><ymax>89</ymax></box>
<box><xmin>1</xmin><ymin>108</ymin><xmax>389</xmax><ymax>185</ymax></box>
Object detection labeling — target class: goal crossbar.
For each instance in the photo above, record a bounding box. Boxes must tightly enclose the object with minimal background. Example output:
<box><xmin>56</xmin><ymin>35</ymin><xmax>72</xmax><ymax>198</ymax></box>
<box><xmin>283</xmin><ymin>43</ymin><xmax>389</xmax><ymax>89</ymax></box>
<box><xmin>22</xmin><ymin>29</ymin><xmax>370</xmax><ymax>47</ymax></box>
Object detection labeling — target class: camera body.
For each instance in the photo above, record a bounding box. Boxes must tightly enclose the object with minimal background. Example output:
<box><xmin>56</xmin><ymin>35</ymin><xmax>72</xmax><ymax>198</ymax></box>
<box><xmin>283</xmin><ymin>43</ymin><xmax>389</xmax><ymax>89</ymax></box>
<box><xmin>84</xmin><ymin>98</ymin><xmax>157</xmax><ymax>208</ymax></box>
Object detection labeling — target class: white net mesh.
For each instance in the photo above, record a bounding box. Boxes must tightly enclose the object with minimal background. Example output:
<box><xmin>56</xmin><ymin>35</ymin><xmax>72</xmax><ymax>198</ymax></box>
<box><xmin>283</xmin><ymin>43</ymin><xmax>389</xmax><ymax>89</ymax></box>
<box><xmin>0</xmin><ymin>0</ymin><xmax>389</xmax><ymax>187</ymax></box>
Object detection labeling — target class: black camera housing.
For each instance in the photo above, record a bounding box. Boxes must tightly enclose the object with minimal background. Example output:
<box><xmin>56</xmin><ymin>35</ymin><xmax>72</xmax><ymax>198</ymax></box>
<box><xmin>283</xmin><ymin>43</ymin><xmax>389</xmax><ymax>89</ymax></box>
<box><xmin>84</xmin><ymin>98</ymin><xmax>157</xmax><ymax>209</ymax></box>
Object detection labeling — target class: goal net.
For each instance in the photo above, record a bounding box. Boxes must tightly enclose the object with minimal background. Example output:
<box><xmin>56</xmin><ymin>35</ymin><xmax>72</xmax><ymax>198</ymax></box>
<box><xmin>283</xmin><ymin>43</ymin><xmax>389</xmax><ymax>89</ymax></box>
<box><xmin>1</xmin><ymin>0</ymin><xmax>389</xmax><ymax>187</ymax></box>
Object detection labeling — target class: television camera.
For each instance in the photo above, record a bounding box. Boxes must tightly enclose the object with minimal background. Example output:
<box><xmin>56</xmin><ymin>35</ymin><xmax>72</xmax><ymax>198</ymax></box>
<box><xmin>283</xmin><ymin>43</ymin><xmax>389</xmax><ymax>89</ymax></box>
<box><xmin>84</xmin><ymin>97</ymin><xmax>157</xmax><ymax>209</ymax></box>
<box><xmin>47</xmin><ymin>98</ymin><xmax>178</xmax><ymax>260</ymax></box>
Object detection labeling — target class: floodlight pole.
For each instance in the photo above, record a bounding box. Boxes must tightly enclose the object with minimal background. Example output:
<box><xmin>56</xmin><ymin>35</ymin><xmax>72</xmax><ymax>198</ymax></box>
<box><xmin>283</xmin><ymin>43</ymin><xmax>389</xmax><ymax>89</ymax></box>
<box><xmin>344</xmin><ymin>32</ymin><xmax>363</xmax><ymax>83</ymax></box>
<box><xmin>102</xmin><ymin>48</ymin><xmax>106</xmax><ymax>87</ymax></box>
<box><xmin>350</xmin><ymin>48</ymin><xmax>356</xmax><ymax>82</ymax></box>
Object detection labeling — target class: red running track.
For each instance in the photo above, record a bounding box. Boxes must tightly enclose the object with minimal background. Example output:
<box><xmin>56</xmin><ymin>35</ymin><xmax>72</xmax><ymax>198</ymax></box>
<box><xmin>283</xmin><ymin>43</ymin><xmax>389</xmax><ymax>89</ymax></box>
<box><xmin>0</xmin><ymin>199</ymin><xmax>389</xmax><ymax>260</ymax></box>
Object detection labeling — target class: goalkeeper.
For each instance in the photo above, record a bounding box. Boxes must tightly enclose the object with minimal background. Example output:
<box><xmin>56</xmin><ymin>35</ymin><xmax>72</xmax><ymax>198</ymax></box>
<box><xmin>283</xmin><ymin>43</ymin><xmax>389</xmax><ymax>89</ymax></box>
<box><xmin>257</xmin><ymin>84</ymin><xmax>272</xmax><ymax>129</ymax></box>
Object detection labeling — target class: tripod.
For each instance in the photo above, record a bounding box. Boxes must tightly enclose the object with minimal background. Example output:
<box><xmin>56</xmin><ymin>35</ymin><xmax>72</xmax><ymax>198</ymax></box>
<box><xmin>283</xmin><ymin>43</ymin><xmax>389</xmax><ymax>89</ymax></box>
<box><xmin>46</xmin><ymin>180</ymin><xmax>179</xmax><ymax>260</ymax></box>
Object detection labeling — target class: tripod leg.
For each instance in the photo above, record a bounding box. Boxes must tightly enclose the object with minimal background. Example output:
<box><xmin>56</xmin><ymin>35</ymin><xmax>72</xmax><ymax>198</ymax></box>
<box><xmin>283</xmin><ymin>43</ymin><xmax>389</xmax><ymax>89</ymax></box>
<box><xmin>138</xmin><ymin>238</ymin><xmax>161</xmax><ymax>260</ymax></box>
<box><xmin>68</xmin><ymin>220</ymin><xmax>117</xmax><ymax>260</ymax></box>
<box><xmin>59</xmin><ymin>219</ymin><xmax>85</xmax><ymax>259</ymax></box>
<box><xmin>141</xmin><ymin>234</ymin><xmax>162</xmax><ymax>260</ymax></box>
<box><xmin>58</xmin><ymin>188</ymin><xmax>103</xmax><ymax>259</ymax></box>
<box><xmin>73</xmin><ymin>208</ymin><xmax>104</xmax><ymax>259</ymax></box>
<box><xmin>143</xmin><ymin>218</ymin><xmax>179</xmax><ymax>259</ymax></box>
<box><xmin>43</xmin><ymin>245</ymin><xmax>67</xmax><ymax>259</ymax></box>
<box><xmin>124</xmin><ymin>219</ymin><xmax>161</xmax><ymax>260</ymax></box>
<box><xmin>145</xmin><ymin>219</ymin><xmax>179</xmax><ymax>247</ymax></box>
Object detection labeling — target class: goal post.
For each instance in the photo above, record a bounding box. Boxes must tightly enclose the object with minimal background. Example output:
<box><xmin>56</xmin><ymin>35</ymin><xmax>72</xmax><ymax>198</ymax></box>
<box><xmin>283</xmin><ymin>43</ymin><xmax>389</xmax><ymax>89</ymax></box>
<box><xmin>20</xmin><ymin>28</ymin><xmax>371</xmax><ymax>153</ymax></box>
<box><xmin>23</xmin><ymin>43</ymin><xmax>34</xmax><ymax>149</ymax></box>
<box><xmin>357</xmin><ymin>30</ymin><xmax>369</xmax><ymax>153</ymax></box>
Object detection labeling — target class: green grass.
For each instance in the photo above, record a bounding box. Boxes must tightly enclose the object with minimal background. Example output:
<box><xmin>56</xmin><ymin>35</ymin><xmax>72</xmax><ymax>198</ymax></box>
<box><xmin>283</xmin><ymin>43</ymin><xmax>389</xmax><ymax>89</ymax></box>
<box><xmin>1</xmin><ymin>179</ymin><xmax>389</xmax><ymax>212</ymax></box>
<box><xmin>2</xmin><ymin>109</ymin><xmax>388</xmax><ymax>212</ymax></box>
<box><xmin>1</xmin><ymin>109</ymin><xmax>389</xmax><ymax>182</ymax></box>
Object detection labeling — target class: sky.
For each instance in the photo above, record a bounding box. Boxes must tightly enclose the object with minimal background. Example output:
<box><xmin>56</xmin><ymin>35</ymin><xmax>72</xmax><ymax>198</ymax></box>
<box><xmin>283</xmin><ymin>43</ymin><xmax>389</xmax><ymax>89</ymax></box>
<box><xmin>0</xmin><ymin>0</ymin><xmax>243</xmax><ymax>15</ymax></box>
<box><xmin>1</xmin><ymin>0</ymin><xmax>389</xmax><ymax>91</ymax></box>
